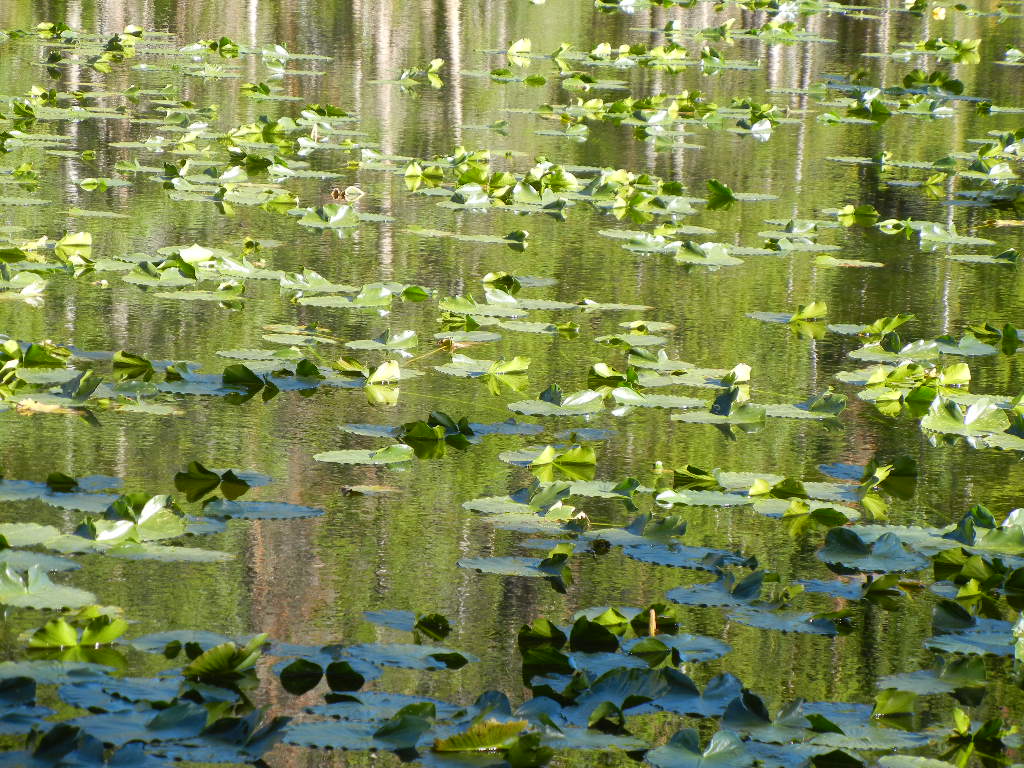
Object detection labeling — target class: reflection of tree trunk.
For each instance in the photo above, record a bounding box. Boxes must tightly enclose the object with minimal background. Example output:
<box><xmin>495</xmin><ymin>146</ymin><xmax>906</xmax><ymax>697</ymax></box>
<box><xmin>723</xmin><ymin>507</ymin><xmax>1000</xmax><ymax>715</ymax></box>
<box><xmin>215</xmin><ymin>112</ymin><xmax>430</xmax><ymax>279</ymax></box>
<box><xmin>445</xmin><ymin>0</ymin><xmax>462</xmax><ymax>148</ymax></box>
<box><xmin>245</xmin><ymin>451</ymin><xmax>334</xmax><ymax>768</ymax></box>
<box><xmin>99</xmin><ymin>0</ymin><xmax>124</xmax><ymax>33</ymax></box>
<box><xmin>248</xmin><ymin>513</ymin><xmax>330</xmax><ymax>767</ymax></box>
<box><xmin>247</xmin><ymin>451</ymin><xmax>332</xmax><ymax>646</ymax></box>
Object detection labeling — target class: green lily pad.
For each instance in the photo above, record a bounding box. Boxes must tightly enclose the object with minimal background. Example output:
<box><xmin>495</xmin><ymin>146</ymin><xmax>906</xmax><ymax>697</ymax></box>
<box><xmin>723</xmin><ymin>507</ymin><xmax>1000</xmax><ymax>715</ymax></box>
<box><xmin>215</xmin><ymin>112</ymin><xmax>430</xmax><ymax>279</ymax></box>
<box><xmin>729</xmin><ymin>608</ymin><xmax>842</xmax><ymax>636</ymax></box>
<box><xmin>314</xmin><ymin>444</ymin><xmax>416</xmax><ymax>465</ymax></box>
<box><xmin>203</xmin><ymin>500</ymin><xmax>325</xmax><ymax>520</ymax></box>
<box><xmin>0</xmin><ymin>566</ymin><xmax>95</xmax><ymax>609</ymax></box>
<box><xmin>647</xmin><ymin>729</ymin><xmax>754</xmax><ymax>768</ymax></box>
<box><xmin>817</xmin><ymin>528</ymin><xmax>930</xmax><ymax>574</ymax></box>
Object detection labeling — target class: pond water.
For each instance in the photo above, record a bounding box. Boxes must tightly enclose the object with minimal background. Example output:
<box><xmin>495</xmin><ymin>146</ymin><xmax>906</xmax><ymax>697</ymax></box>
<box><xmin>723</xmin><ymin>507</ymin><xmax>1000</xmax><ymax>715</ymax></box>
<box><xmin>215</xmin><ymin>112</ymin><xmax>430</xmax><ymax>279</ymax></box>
<box><xmin>0</xmin><ymin>0</ymin><xmax>1023</xmax><ymax>765</ymax></box>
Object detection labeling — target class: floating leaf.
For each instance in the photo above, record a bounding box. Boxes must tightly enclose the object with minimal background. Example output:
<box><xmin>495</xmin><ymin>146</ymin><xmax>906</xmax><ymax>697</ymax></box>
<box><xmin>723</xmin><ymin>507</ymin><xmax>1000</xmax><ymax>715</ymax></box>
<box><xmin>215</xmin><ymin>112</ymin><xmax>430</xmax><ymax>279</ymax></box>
<box><xmin>0</xmin><ymin>566</ymin><xmax>95</xmax><ymax>610</ymax></box>
<box><xmin>817</xmin><ymin>528</ymin><xmax>929</xmax><ymax>574</ymax></box>
<box><xmin>433</xmin><ymin>719</ymin><xmax>527</xmax><ymax>752</ymax></box>
<box><xmin>647</xmin><ymin>729</ymin><xmax>753</xmax><ymax>768</ymax></box>
<box><xmin>314</xmin><ymin>444</ymin><xmax>416</xmax><ymax>465</ymax></box>
<box><xmin>203</xmin><ymin>499</ymin><xmax>324</xmax><ymax>520</ymax></box>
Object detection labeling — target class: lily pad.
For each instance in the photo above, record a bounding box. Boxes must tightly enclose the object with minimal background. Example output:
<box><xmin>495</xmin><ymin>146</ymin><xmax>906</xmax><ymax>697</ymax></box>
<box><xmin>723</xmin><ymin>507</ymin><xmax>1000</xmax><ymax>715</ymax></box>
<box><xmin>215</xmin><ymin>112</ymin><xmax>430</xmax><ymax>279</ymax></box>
<box><xmin>0</xmin><ymin>566</ymin><xmax>95</xmax><ymax>610</ymax></box>
<box><xmin>314</xmin><ymin>444</ymin><xmax>416</xmax><ymax>465</ymax></box>
<box><xmin>203</xmin><ymin>500</ymin><xmax>325</xmax><ymax>519</ymax></box>
<box><xmin>817</xmin><ymin>528</ymin><xmax>930</xmax><ymax>574</ymax></box>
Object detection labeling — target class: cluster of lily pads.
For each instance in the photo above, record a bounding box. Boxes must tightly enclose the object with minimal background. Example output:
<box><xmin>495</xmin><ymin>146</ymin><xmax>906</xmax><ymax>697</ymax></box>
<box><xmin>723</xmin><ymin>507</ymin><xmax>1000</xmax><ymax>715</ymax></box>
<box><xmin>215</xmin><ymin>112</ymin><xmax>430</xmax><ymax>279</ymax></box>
<box><xmin>1</xmin><ymin>467</ymin><xmax>1022</xmax><ymax>764</ymax></box>
<box><xmin>2</xmin><ymin>0</ymin><xmax>1024</xmax><ymax>765</ymax></box>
